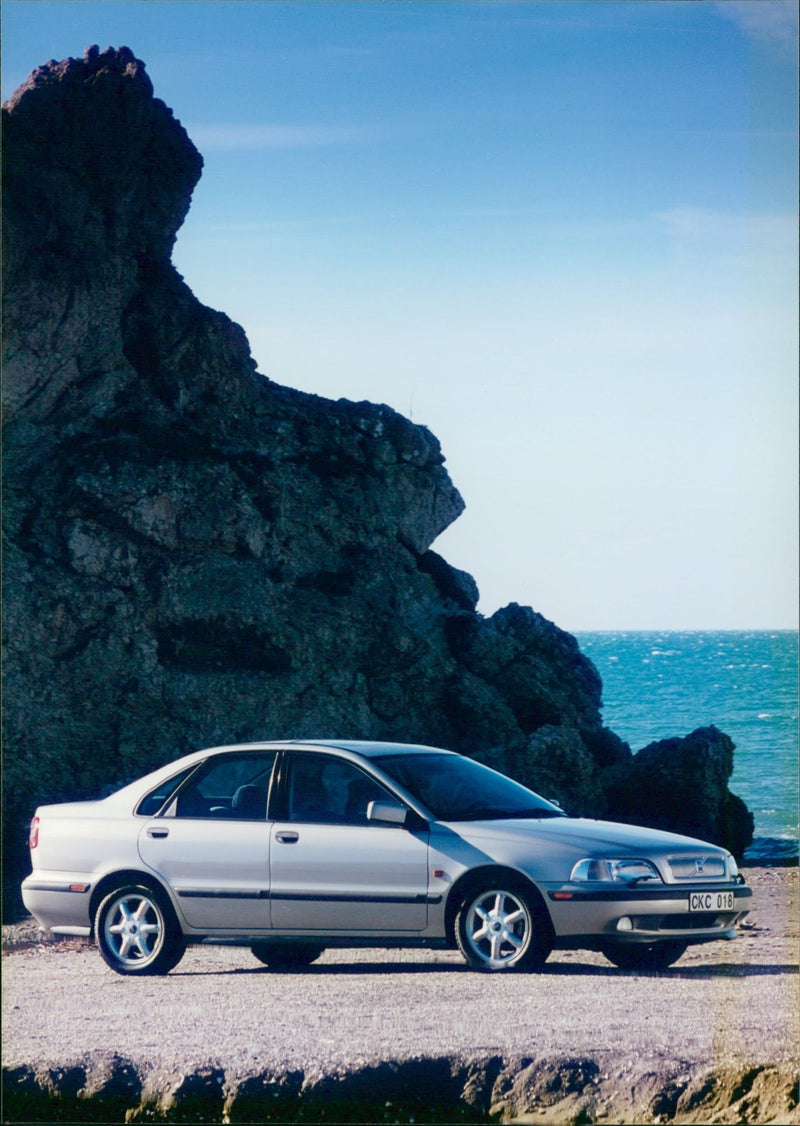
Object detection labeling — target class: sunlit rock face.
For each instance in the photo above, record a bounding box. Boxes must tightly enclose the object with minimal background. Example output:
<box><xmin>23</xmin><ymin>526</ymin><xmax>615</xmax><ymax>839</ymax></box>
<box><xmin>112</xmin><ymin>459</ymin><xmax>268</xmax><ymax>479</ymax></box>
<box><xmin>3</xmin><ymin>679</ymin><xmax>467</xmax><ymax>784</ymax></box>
<box><xmin>1</xmin><ymin>48</ymin><xmax>750</xmax><ymax>910</ymax></box>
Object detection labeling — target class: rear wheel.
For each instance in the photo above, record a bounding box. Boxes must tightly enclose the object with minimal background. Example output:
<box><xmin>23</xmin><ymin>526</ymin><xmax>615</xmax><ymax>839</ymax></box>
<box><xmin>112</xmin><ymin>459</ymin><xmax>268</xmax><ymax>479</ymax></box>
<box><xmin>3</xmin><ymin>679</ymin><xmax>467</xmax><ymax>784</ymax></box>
<box><xmin>95</xmin><ymin>884</ymin><xmax>186</xmax><ymax>975</ymax></box>
<box><xmin>601</xmin><ymin>939</ymin><xmax>687</xmax><ymax>970</ymax></box>
<box><xmin>456</xmin><ymin>883</ymin><xmax>552</xmax><ymax>971</ymax></box>
<box><xmin>251</xmin><ymin>942</ymin><xmax>325</xmax><ymax>969</ymax></box>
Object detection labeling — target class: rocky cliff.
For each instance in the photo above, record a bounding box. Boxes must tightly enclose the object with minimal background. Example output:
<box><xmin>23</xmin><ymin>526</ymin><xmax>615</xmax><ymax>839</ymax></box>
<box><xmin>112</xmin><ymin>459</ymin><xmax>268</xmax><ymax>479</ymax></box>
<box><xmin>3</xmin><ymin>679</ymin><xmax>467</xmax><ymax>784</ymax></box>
<box><xmin>1</xmin><ymin>47</ymin><xmax>752</xmax><ymax>912</ymax></box>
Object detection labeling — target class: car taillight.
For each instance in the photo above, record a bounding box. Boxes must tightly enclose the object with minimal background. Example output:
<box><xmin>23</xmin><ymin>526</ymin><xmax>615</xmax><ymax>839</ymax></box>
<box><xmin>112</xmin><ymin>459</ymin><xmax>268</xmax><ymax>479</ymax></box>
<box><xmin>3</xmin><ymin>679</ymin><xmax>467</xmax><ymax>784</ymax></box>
<box><xmin>29</xmin><ymin>816</ymin><xmax>39</xmax><ymax>850</ymax></box>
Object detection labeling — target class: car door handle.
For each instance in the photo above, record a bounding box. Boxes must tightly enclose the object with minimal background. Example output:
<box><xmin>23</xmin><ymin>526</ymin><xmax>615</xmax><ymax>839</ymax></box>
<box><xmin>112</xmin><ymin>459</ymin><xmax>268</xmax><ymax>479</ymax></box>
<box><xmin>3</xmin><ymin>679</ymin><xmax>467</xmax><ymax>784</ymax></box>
<box><xmin>147</xmin><ymin>827</ymin><xmax>169</xmax><ymax>839</ymax></box>
<box><xmin>275</xmin><ymin>831</ymin><xmax>299</xmax><ymax>844</ymax></box>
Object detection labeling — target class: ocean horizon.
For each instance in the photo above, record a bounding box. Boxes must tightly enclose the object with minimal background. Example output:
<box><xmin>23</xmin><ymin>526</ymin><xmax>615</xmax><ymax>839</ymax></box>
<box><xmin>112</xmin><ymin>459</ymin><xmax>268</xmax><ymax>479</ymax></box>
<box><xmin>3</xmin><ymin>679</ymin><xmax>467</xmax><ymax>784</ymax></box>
<box><xmin>575</xmin><ymin>630</ymin><xmax>799</xmax><ymax>862</ymax></box>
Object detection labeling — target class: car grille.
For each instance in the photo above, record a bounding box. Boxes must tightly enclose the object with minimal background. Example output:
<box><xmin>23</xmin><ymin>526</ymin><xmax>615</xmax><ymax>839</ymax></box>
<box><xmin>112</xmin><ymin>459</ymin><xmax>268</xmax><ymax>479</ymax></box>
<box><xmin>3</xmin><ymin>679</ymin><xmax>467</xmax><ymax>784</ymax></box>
<box><xmin>667</xmin><ymin>855</ymin><xmax>727</xmax><ymax>880</ymax></box>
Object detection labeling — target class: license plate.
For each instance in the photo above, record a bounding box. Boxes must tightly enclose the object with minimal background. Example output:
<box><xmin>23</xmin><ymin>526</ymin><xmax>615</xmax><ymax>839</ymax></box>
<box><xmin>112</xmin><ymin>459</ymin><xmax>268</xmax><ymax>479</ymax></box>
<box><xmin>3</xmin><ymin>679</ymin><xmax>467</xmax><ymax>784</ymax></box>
<box><xmin>689</xmin><ymin>891</ymin><xmax>735</xmax><ymax>912</ymax></box>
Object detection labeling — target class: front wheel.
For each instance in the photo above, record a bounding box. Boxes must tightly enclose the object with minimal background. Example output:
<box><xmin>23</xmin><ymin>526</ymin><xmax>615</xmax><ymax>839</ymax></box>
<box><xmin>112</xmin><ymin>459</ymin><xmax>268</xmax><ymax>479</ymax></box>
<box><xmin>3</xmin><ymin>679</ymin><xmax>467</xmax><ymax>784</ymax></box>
<box><xmin>601</xmin><ymin>939</ymin><xmax>687</xmax><ymax>970</ymax></box>
<box><xmin>251</xmin><ymin>942</ymin><xmax>325</xmax><ymax>969</ymax></box>
<box><xmin>456</xmin><ymin>884</ymin><xmax>552</xmax><ymax>971</ymax></box>
<box><xmin>95</xmin><ymin>884</ymin><xmax>186</xmax><ymax>975</ymax></box>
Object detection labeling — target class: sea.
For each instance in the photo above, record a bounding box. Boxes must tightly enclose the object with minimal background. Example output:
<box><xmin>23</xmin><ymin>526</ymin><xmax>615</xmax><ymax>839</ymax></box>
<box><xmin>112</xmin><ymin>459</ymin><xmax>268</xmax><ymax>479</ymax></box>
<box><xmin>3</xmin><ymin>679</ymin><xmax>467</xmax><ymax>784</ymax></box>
<box><xmin>575</xmin><ymin>631</ymin><xmax>799</xmax><ymax>863</ymax></box>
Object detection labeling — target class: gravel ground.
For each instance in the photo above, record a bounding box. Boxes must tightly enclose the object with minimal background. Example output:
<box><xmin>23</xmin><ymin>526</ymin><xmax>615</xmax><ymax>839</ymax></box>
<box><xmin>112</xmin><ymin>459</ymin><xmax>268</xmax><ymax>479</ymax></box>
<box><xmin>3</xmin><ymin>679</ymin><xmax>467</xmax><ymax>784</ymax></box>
<box><xmin>2</xmin><ymin>867</ymin><xmax>798</xmax><ymax>1123</ymax></box>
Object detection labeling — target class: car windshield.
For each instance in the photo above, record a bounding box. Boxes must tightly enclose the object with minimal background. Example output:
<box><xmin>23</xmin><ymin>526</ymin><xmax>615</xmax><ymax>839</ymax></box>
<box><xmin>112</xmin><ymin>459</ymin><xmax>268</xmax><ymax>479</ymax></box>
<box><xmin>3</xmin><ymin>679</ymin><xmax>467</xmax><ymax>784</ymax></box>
<box><xmin>374</xmin><ymin>753</ymin><xmax>563</xmax><ymax>822</ymax></box>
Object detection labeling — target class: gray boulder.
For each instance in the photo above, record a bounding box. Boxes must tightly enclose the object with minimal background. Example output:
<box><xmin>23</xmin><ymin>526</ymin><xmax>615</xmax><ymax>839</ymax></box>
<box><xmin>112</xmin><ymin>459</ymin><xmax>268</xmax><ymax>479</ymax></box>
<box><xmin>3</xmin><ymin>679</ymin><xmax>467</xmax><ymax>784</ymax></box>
<box><xmin>603</xmin><ymin>726</ymin><xmax>755</xmax><ymax>856</ymax></box>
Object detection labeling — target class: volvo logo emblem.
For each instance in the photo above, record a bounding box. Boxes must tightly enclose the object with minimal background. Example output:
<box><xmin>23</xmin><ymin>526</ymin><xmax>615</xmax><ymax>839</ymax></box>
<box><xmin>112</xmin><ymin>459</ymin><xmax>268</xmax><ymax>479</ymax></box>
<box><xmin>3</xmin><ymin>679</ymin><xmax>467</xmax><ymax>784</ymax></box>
<box><xmin>694</xmin><ymin>857</ymin><xmax>708</xmax><ymax>874</ymax></box>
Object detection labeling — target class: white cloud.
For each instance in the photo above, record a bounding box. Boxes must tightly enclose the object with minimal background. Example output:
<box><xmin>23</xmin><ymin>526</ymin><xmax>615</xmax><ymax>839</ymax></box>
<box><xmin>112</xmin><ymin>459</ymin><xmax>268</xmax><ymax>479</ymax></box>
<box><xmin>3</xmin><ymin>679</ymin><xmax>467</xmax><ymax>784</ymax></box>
<box><xmin>186</xmin><ymin>123</ymin><xmax>372</xmax><ymax>151</ymax></box>
<box><xmin>714</xmin><ymin>1</ymin><xmax>799</xmax><ymax>49</ymax></box>
<box><xmin>655</xmin><ymin>207</ymin><xmax>797</xmax><ymax>249</ymax></box>
<box><xmin>205</xmin><ymin>216</ymin><xmax>361</xmax><ymax>233</ymax></box>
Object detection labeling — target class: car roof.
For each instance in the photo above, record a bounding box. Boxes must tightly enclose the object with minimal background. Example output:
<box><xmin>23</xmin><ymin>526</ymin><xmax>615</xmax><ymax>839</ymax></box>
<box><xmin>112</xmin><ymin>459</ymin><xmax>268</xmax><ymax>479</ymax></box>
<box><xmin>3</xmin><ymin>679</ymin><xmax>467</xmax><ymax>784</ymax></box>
<box><xmin>287</xmin><ymin>740</ymin><xmax>454</xmax><ymax>758</ymax></box>
<box><xmin>199</xmin><ymin>740</ymin><xmax>454</xmax><ymax>759</ymax></box>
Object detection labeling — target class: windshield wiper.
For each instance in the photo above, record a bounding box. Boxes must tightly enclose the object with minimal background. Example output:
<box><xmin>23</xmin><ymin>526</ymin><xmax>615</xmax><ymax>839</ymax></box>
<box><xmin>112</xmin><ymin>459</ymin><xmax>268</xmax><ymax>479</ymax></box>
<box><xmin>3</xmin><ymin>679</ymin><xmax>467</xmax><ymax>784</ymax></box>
<box><xmin>450</xmin><ymin>806</ymin><xmax>563</xmax><ymax>821</ymax></box>
<box><xmin>500</xmin><ymin>808</ymin><xmax>564</xmax><ymax>820</ymax></box>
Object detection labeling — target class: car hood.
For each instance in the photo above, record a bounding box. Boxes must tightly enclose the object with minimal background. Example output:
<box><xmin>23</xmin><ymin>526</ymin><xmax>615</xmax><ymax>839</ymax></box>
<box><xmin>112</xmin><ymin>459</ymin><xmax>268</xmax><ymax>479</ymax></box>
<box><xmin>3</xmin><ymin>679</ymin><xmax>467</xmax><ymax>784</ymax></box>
<box><xmin>448</xmin><ymin>816</ymin><xmax>725</xmax><ymax>857</ymax></box>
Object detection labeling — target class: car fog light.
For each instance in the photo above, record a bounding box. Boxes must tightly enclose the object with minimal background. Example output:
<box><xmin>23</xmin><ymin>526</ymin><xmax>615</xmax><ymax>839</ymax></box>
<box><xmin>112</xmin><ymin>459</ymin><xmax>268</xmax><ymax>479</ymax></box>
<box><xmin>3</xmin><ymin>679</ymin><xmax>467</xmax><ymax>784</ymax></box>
<box><xmin>616</xmin><ymin>917</ymin><xmax>633</xmax><ymax>932</ymax></box>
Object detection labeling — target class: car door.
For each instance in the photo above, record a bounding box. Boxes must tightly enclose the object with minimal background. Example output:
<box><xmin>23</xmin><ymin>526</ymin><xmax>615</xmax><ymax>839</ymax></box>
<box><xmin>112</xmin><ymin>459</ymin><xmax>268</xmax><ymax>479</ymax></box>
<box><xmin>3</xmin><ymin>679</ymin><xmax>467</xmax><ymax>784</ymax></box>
<box><xmin>137</xmin><ymin>750</ymin><xmax>276</xmax><ymax>930</ymax></box>
<box><xmin>269</xmin><ymin>752</ymin><xmax>430</xmax><ymax>932</ymax></box>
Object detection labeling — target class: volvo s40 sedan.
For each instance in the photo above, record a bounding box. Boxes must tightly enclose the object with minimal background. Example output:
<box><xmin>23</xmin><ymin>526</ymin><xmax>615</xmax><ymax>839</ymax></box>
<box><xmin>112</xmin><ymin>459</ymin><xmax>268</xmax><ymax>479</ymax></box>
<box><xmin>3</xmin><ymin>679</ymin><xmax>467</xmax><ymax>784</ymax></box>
<box><xmin>22</xmin><ymin>740</ymin><xmax>751</xmax><ymax>975</ymax></box>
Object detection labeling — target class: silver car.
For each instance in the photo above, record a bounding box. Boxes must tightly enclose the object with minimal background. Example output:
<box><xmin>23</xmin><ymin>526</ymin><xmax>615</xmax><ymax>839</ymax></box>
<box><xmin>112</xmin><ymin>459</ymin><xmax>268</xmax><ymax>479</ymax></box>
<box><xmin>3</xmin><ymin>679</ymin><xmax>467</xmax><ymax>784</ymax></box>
<box><xmin>21</xmin><ymin>740</ymin><xmax>751</xmax><ymax>975</ymax></box>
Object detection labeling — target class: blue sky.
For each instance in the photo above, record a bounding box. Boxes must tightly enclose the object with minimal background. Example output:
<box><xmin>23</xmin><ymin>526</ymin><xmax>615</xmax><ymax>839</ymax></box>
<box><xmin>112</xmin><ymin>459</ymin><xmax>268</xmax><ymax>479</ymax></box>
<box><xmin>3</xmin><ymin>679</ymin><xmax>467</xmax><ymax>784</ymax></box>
<box><xmin>3</xmin><ymin>1</ymin><xmax>798</xmax><ymax>629</ymax></box>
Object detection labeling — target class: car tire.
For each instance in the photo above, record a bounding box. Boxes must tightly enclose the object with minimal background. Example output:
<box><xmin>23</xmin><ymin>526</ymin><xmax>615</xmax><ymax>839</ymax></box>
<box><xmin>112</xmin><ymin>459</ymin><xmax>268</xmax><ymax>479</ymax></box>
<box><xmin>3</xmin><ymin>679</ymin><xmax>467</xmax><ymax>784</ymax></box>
<box><xmin>601</xmin><ymin>939</ymin><xmax>688</xmax><ymax>970</ymax></box>
<box><xmin>250</xmin><ymin>942</ymin><xmax>325</xmax><ymax>969</ymax></box>
<box><xmin>455</xmin><ymin>882</ymin><xmax>552</xmax><ymax>971</ymax></box>
<box><xmin>95</xmin><ymin>883</ymin><xmax>186</xmax><ymax>975</ymax></box>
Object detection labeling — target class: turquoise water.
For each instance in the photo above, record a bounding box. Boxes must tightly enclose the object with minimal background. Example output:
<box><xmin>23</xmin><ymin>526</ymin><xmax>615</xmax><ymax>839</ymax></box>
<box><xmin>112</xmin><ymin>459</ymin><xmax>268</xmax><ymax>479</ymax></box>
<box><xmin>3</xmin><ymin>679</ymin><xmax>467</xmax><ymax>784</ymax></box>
<box><xmin>576</xmin><ymin>631</ymin><xmax>799</xmax><ymax>855</ymax></box>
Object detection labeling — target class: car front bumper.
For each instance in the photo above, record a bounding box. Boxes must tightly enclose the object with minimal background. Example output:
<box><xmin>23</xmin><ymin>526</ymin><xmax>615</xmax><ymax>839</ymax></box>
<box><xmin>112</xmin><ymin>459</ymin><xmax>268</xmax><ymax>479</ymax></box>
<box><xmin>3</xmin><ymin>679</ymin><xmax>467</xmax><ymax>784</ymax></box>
<box><xmin>544</xmin><ymin>880</ymin><xmax>752</xmax><ymax>945</ymax></box>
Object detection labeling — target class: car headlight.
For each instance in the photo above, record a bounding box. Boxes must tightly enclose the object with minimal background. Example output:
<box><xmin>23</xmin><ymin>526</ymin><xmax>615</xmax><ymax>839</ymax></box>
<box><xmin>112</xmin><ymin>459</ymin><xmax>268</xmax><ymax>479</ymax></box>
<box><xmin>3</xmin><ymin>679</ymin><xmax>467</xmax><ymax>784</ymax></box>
<box><xmin>727</xmin><ymin>853</ymin><xmax>740</xmax><ymax>880</ymax></box>
<box><xmin>570</xmin><ymin>858</ymin><xmax>663</xmax><ymax>884</ymax></box>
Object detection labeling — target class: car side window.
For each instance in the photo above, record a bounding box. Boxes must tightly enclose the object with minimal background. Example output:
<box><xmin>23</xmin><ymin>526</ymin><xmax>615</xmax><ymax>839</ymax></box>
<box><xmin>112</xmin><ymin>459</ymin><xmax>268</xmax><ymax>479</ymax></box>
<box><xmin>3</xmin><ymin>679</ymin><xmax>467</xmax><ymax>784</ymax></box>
<box><xmin>287</xmin><ymin>754</ymin><xmax>389</xmax><ymax>825</ymax></box>
<box><xmin>172</xmin><ymin>752</ymin><xmax>276</xmax><ymax>820</ymax></box>
<box><xmin>136</xmin><ymin>766</ymin><xmax>198</xmax><ymax>817</ymax></box>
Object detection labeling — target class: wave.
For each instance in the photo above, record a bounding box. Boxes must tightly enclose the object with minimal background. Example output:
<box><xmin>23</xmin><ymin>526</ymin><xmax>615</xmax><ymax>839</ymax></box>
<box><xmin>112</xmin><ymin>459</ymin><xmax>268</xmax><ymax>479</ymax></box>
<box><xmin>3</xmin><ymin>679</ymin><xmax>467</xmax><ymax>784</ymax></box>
<box><xmin>743</xmin><ymin>836</ymin><xmax>799</xmax><ymax>865</ymax></box>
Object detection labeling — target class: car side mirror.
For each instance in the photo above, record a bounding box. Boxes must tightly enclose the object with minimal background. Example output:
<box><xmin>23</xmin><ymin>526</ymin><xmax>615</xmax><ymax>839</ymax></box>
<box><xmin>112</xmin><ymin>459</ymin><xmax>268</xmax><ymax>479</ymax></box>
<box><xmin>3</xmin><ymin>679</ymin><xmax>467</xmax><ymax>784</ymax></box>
<box><xmin>367</xmin><ymin>799</ymin><xmax>408</xmax><ymax>826</ymax></box>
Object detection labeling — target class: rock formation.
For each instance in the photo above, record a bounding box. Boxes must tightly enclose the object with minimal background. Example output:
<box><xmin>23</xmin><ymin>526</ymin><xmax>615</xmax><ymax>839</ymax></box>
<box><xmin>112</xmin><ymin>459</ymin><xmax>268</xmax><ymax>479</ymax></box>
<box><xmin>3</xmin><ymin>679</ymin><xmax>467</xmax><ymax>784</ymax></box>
<box><xmin>4</xmin><ymin>1054</ymin><xmax>798</xmax><ymax>1125</ymax></box>
<box><xmin>1</xmin><ymin>47</ymin><xmax>752</xmax><ymax>912</ymax></box>
<box><xmin>603</xmin><ymin>726</ymin><xmax>755</xmax><ymax>860</ymax></box>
